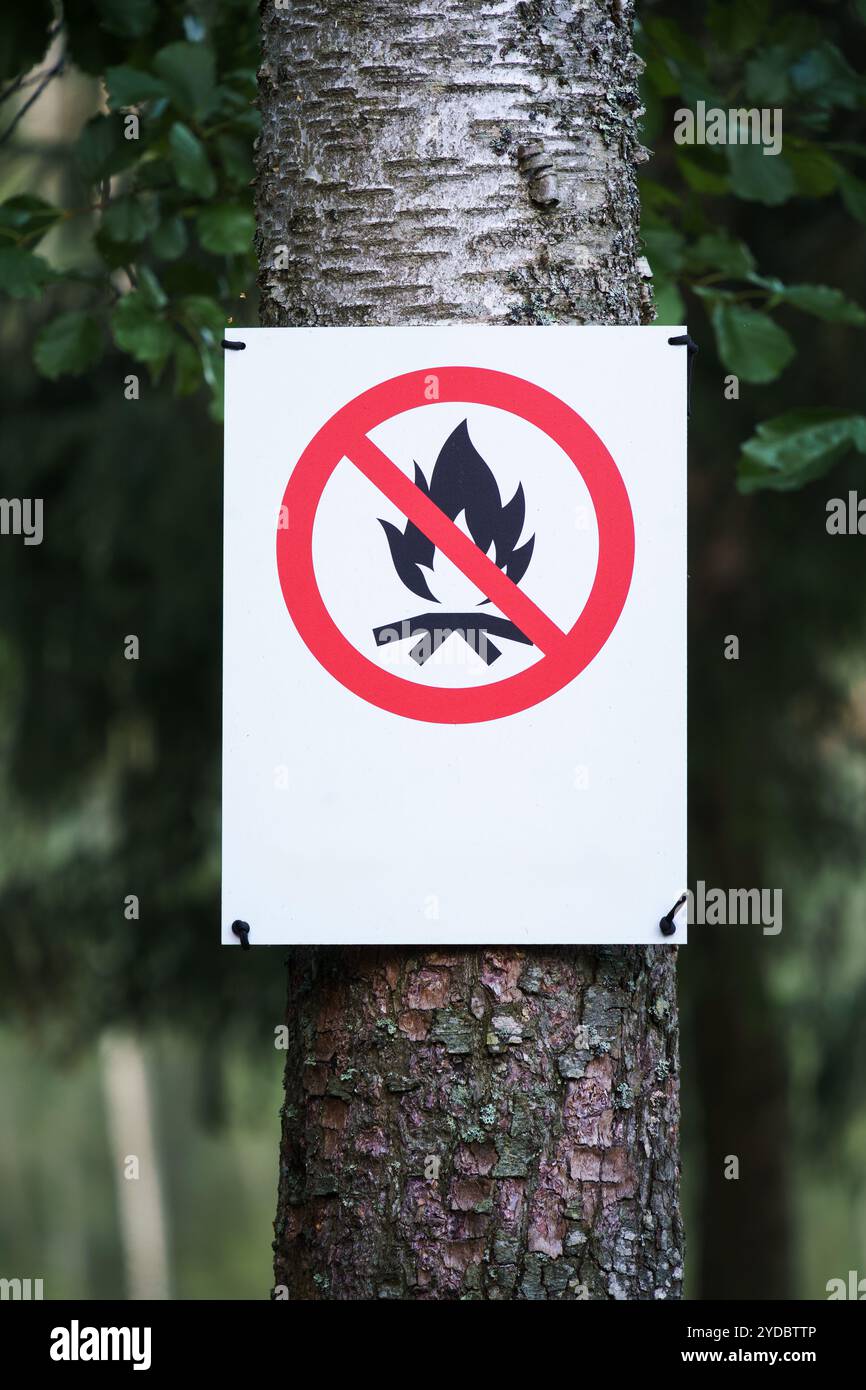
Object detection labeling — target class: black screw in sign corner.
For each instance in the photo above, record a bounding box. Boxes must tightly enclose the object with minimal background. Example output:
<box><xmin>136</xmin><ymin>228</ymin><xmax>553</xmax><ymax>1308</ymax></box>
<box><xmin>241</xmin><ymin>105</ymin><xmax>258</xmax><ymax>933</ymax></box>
<box><xmin>667</xmin><ymin>333</ymin><xmax>698</xmax><ymax>417</ymax></box>
<box><xmin>231</xmin><ymin>919</ymin><xmax>251</xmax><ymax>950</ymax></box>
<box><xmin>659</xmin><ymin>893</ymin><xmax>687</xmax><ymax>938</ymax></box>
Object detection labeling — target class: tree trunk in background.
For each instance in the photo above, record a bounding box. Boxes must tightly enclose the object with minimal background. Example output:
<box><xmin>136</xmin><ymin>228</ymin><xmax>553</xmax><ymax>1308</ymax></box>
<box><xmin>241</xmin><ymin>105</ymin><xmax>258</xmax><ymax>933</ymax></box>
<box><xmin>99</xmin><ymin>1032</ymin><xmax>171</xmax><ymax>1300</ymax></box>
<box><xmin>691</xmin><ymin>934</ymin><xmax>791</xmax><ymax>1300</ymax></box>
<box><xmin>257</xmin><ymin>0</ymin><xmax>681</xmax><ymax>1299</ymax></box>
<box><xmin>683</xmin><ymin>820</ymin><xmax>792</xmax><ymax>1298</ymax></box>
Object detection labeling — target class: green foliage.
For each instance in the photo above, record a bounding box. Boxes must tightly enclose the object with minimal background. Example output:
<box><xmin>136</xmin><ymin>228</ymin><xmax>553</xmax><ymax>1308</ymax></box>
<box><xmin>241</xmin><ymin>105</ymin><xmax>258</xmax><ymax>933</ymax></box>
<box><xmin>196</xmin><ymin>205</ymin><xmax>255</xmax><ymax>254</ymax></box>
<box><xmin>739</xmin><ymin>409</ymin><xmax>866</xmax><ymax>492</ymax></box>
<box><xmin>34</xmin><ymin>311</ymin><xmax>103</xmax><ymax>377</ymax></box>
<box><xmin>152</xmin><ymin>42</ymin><xmax>217</xmax><ymax>120</ymax></box>
<box><xmin>0</xmin><ymin>195</ymin><xmax>64</xmax><ymax>242</ymax></box>
<box><xmin>100</xmin><ymin>195</ymin><xmax>159</xmax><ymax>245</ymax></box>
<box><xmin>62</xmin><ymin>0</ymin><xmax>159</xmax><ymax>76</ymax></box>
<box><xmin>75</xmin><ymin>114</ymin><xmax>140</xmax><ymax>182</ymax></box>
<box><xmin>105</xmin><ymin>65</ymin><xmax>170</xmax><ymax>107</ymax></box>
<box><xmin>111</xmin><ymin>290</ymin><xmax>175</xmax><ymax>367</ymax></box>
<box><xmin>0</xmin><ymin>341</ymin><xmax>294</xmax><ymax>1074</ymax></box>
<box><xmin>725</xmin><ymin>142</ymin><xmax>797</xmax><ymax>204</ymax></box>
<box><xmin>638</xmin><ymin>0</ymin><xmax>866</xmax><ymax>490</ymax></box>
<box><xmin>768</xmin><ymin>283</ymin><xmax>866</xmax><ymax>325</ymax></box>
<box><xmin>168</xmin><ymin>121</ymin><xmax>217</xmax><ymax>198</ymax></box>
<box><xmin>0</xmin><ymin>3</ymin><xmax>55</xmax><ymax>82</ymax></box>
<box><xmin>0</xmin><ymin>0</ymin><xmax>259</xmax><ymax>418</ymax></box>
<box><xmin>705</xmin><ymin>298</ymin><xmax>795</xmax><ymax>383</ymax></box>
<box><xmin>0</xmin><ymin>247</ymin><xmax>54</xmax><ymax>298</ymax></box>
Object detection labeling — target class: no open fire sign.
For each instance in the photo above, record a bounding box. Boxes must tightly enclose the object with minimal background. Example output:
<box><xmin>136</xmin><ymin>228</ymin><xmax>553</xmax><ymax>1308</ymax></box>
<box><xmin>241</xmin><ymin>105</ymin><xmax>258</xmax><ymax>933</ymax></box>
<box><xmin>222</xmin><ymin>326</ymin><xmax>686</xmax><ymax>945</ymax></box>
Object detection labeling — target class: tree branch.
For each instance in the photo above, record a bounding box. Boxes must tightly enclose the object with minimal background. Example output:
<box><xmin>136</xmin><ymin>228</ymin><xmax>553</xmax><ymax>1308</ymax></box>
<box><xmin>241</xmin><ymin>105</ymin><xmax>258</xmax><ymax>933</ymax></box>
<box><xmin>0</xmin><ymin>52</ymin><xmax>66</xmax><ymax>149</ymax></box>
<box><xmin>0</xmin><ymin>19</ymin><xmax>63</xmax><ymax>108</ymax></box>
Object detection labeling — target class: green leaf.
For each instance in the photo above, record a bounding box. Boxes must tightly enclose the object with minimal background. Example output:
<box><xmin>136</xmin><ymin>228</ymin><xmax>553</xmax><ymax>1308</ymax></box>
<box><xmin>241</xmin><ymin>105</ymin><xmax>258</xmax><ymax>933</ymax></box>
<box><xmin>201</xmin><ymin>343</ymin><xmax>224</xmax><ymax>422</ymax></box>
<box><xmin>96</xmin><ymin>0</ymin><xmax>157</xmax><ymax>39</ymax></box>
<box><xmin>744</xmin><ymin>274</ymin><xmax>785</xmax><ymax>297</ymax></box>
<box><xmin>790</xmin><ymin>44</ymin><xmax>866</xmax><ymax>113</ymax></box>
<box><xmin>709</xmin><ymin>301</ymin><xmax>795</xmax><ymax>384</ymax></box>
<box><xmin>94</xmin><ymin>228</ymin><xmax>140</xmax><ymax>270</ymax></box>
<box><xmin>641</xmin><ymin>50</ymin><xmax>679</xmax><ymax>100</ymax></box>
<box><xmin>639</xmin><ymin>77</ymin><xmax>663</xmax><ymax>144</ymax></box>
<box><xmin>0</xmin><ymin>195</ymin><xmax>62</xmax><ymax>244</ymax></box>
<box><xmin>676</xmin><ymin>154</ymin><xmax>730</xmax><ymax>195</ymax></box>
<box><xmin>168</xmin><ymin>123</ymin><xmax>217</xmax><ymax>198</ymax></box>
<box><xmin>216</xmin><ymin>134</ymin><xmax>254</xmax><ymax>187</ymax></box>
<box><xmin>178</xmin><ymin>294</ymin><xmax>226</xmax><ymax>344</ymax></box>
<box><xmin>643</xmin><ymin>17</ymin><xmax>706</xmax><ymax>70</ymax></box>
<box><xmin>100</xmin><ymin>197</ymin><xmax>158</xmax><ymax>245</ymax></box>
<box><xmin>676</xmin><ymin>74</ymin><xmax>727</xmax><ymax>113</ymax></box>
<box><xmin>151</xmin><ymin>215</ymin><xmax>188</xmax><ymax>261</ymax></box>
<box><xmin>176</xmin><ymin>294</ymin><xmax>227</xmax><ymax>416</ymax></box>
<box><xmin>638</xmin><ymin>180</ymin><xmax>681</xmax><ymax>217</ymax></box>
<box><xmin>651</xmin><ymin>278</ymin><xmax>686</xmax><ymax>326</ymax></box>
<box><xmin>196</xmin><ymin>204</ymin><xmax>255</xmax><ymax>254</ymax></box>
<box><xmin>739</xmin><ymin>409</ymin><xmax>866</xmax><ymax>492</ymax></box>
<box><xmin>772</xmin><ymin>284</ymin><xmax>866</xmax><ymax>327</ymax></box>
<box><xmin>34</xmin><ymin>312</ymin><xmax>103</xmax><ymax>379</ymax></box>
<box><xmin>706</xmin><ymin>0</ymin><xmax>770</xmax><ymax>54</ymax></box>
<box><xmin>105</xmin><ymin>65</ymin><xmax>169</xmax><ymax>108</ymax></box>
<box><xmin>838</xmin><ymin>170</ymin><xmax>866</xmax><ymax>223</ymax></box>
<box><xmin>136</xmin><ymin>158</ymin><xmax>175</xmax><ymax>192</ymax></box>
<box><xmin>685</xmin><ymin>233</ymin><xmax>755</xmax><ymax>279</ymax></box>
<box><xmin>726</xmin><ymin>145</ymin><xmax>796</xmax><ymax>205</ymax></box>
<box><xmin>745</xmin><ymin>45</ymin><xmax>792</xmax><ymax>105</ymax></box>
<box><xmin>0</xmin><ymin>247</ymin><xmax>54</xmax><ymax>298</ymax></box>
<box><xmin>642</xmin><ymin>225</ymin><xmax>686</xmax><ymax>275</ymax></box>
<box><xmin>138</xmin><ymin>266</ymin><xmax>168</xmax><ymax>311</ymax></box>
<box><xmin>76</xmin><ymin>115</ymin><xmax>138</xmax><ymax>183</ymax></box>
<box><xmin>153</xmin><ymin>42</ymin><xmax>216</xmax><ymax>119</ymax></box>
<box><xmin>111</xmin><ymin>291</ymin><xmax>175</xmax><ymax>367</ymax></box>
<box><xmin>173</xmin><ymin>338</ymin><xmax>202</xmax><ymax>397</ymax></box>
<box><xmin>785</xmin><ymin>145</ymin><xmax>838</xmax><ymax>197</ymax></box>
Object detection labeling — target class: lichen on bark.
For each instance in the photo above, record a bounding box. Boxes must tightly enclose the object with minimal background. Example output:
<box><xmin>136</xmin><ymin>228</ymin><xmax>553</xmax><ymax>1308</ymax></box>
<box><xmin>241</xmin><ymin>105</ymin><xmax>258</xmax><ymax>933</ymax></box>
<box><xmin>273</xmin><ymin>947</ymin><xmax>681</xmax><ymax>1299</ymax></box>
<box><xmin>255</xmin><ymin>0</ymin><xmax>653</xmax><ymax>328</ymax></box>
<box><xmin>257</xmin><ymin>0</ymin><xmax>680</xmax><ymax>1299</ymax></box>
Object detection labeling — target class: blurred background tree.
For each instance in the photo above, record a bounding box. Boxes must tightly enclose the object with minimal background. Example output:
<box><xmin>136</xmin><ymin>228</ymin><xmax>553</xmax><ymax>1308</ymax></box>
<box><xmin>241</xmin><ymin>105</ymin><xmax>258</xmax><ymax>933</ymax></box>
<box><xmin>1</xmin><ymin>0</ymin><xmax>865</xmax><ymax>1298</ymax></box>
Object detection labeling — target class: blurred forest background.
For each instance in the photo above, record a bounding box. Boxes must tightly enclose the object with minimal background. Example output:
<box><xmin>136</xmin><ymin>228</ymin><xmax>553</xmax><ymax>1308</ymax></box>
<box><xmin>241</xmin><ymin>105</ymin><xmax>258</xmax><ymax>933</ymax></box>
<box><xmin>1</xmin><ymin>0</ymin><xmax>866</xmax><ymax>1299</ymax></box>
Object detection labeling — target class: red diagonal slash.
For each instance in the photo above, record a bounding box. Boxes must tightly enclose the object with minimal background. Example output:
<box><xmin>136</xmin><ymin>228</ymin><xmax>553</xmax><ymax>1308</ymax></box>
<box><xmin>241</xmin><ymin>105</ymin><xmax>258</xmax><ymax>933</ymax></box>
<box><xmin>346</xmin><ymin>432</ymin><xmax>566</xmax><ymax>655</ymax></box>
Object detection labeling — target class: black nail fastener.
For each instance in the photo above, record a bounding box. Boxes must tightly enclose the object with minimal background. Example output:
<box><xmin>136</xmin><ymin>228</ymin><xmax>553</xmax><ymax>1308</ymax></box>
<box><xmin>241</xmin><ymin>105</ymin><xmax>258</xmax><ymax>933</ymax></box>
<box><xmin>221</xmin><ymin>339</ymin><xmax>246</xmax><ymax>350</ymax></box>
<box><xmin>231</xmin><ymin>919</ymin><xmax>251</xmax><ymax>949</ymax></box>
<box><xmin>667</xmin><ymin>333</ymin><xmax>698</xmax><ymax>416</ymax></box>
<box><xmin>659</xmin><ymin>893</ymin><xmax>687</xmax><ymax>937</ymax></box>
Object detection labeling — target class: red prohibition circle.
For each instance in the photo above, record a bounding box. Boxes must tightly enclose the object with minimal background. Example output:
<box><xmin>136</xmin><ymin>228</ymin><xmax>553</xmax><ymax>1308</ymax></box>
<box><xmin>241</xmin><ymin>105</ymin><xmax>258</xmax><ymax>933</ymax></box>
<box><xmin>276</xmin><ymin>367</ymin><xmax>634</xmax><ymax>724</ymax></box>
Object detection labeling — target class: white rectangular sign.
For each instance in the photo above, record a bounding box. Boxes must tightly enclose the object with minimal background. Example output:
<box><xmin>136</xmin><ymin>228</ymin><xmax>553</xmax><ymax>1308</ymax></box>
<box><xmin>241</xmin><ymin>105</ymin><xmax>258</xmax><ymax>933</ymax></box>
<box><xmin>222</xmin><ymin>326</ymin><xmax>686</xmax><ymax>945</ymax></box>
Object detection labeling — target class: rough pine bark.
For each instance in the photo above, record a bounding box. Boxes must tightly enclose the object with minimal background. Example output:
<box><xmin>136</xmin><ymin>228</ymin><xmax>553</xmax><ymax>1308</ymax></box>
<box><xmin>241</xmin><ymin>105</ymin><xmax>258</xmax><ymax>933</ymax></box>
<box><xmin>257</xmin><ymin>0</ymin><xmax>681</xmax><ymax>1299</ymax></box>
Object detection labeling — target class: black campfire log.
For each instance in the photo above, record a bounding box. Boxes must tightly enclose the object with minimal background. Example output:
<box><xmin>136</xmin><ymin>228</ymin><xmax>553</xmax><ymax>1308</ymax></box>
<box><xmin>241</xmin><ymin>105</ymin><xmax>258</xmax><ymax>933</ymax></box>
<box><xmin>373</xmin><ymin>613</ymin><xmax>532</xmax><ymax>666</ymax></box>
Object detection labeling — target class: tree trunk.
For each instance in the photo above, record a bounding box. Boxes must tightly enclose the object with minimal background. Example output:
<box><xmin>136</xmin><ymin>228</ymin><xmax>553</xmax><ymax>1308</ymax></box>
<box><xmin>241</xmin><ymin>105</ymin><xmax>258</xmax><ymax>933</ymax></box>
<box><xmin>691</xmin><ymin>934</ymin><xmax>791</xmax><ymax>1300</ymax></box>
<box><xmin>683</xmin><ymin>818</ymin><xmax>792</xmax><ymax>1298</ymax></box>
<box><xmin>99</xmin><ymin>1032</ymin><xmax>171</xmax><ymax>1301</ymax></box>
<box><xmin>257</xmin><ymin>0</ymin><xmax>681</xmax><ymax>1299</ymax></box>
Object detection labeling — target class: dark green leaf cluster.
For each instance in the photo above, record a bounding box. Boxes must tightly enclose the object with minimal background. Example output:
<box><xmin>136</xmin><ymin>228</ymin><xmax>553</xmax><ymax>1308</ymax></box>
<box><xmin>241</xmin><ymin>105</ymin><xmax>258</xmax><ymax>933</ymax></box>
<box><xmin>639</xmin><ymin>0</ymin><xmax>866</xmax><ymax>488</ymax></box>
<box><xmin>0</xmin><ymin>0</ymin><xmax>259</xmax><ymax>419</ymax></box>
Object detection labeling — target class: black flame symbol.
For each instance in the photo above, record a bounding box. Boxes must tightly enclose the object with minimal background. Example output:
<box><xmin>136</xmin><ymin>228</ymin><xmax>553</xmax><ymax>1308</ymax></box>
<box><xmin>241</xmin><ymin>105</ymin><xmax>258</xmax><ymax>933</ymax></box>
<box><xmin>373</xmin><ymin>421</ymin><xmax>535</xmax><ymax>665</ymax></box>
